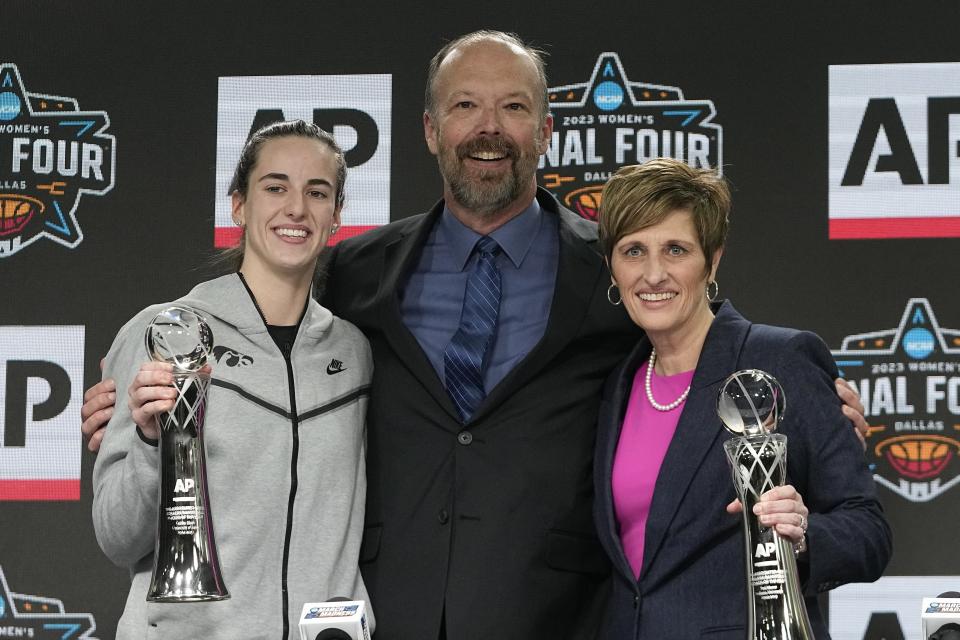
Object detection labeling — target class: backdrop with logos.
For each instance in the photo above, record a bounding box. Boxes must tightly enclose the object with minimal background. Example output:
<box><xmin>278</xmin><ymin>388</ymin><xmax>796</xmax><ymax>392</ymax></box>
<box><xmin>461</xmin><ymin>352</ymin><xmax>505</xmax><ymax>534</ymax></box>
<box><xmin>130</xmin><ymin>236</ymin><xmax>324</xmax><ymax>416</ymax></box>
<box><xmin>2</xmin><ymin>2</ymin><xmax>959</xmax><ymax>638</ymax></box>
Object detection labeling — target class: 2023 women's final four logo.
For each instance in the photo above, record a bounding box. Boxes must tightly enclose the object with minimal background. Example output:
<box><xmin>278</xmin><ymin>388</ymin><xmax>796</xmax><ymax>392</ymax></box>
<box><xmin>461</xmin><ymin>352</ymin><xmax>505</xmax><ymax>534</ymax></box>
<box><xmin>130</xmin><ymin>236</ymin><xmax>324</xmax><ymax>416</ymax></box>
<box><xmin>538</xmin><ymin>53</ymin><xmax>722</xmax><ymax>221</ymax></box>
<box><xmin>832</xmin><ymin>299</ymin><xmax>960</xmax><ymax>502</ymax></box>
<box><xmin>0</xmin><ymin>63</ymin><xmax>115</xmax><ymax>258</ymax></box>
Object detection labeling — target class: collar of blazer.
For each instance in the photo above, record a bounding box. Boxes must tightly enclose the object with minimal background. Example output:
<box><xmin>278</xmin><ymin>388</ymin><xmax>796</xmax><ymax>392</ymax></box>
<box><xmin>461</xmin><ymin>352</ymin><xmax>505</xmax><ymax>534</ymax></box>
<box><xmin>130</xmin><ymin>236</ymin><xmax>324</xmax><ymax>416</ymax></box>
<box><xmin>374</xmin><ymin>187</ymin><xmax>611</xmax><ymax>428</ymax></box>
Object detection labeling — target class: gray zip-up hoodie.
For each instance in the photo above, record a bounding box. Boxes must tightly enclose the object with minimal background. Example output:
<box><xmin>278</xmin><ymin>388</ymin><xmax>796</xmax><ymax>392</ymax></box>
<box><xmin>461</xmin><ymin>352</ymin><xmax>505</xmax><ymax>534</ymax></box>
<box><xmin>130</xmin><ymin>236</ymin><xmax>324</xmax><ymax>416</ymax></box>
<box><xmin>92</xmin><ymin>274</ymin><xmax>373</xmax><ymax>639</ymax></box>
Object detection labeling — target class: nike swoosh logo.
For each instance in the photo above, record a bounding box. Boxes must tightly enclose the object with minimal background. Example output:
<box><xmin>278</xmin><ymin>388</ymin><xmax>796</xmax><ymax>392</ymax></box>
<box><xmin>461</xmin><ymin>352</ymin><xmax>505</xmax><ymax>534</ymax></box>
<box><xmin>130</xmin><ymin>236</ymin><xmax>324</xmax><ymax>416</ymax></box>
<box><xmin>327</xmin><ymin>364</ymin><xmax>346</xmax><ymax>375</ymax></box>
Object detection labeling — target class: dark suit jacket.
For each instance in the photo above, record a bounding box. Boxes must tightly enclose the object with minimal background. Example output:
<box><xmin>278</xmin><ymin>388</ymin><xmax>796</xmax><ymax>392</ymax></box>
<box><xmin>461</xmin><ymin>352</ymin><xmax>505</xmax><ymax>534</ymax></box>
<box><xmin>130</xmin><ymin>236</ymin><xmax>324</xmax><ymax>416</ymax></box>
<box><xmin>593</xmin><ymin>301</ymin><xmax>892</xmax><ymax>640</ymax></box>
<box><xmin>322</xmin><ymin>188</ymin><xmax>641</xmax><ymax>640</ymax></box>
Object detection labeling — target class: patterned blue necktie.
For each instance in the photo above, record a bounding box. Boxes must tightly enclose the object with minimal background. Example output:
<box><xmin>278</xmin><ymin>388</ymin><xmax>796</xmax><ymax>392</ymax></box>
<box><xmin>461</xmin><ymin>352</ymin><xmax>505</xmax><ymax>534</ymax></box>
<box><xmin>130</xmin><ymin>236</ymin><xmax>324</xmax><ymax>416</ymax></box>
<box><xmin>444</xmin><ymin>236</ymin><xmax>502</xmax><ymax>422</ymax></box>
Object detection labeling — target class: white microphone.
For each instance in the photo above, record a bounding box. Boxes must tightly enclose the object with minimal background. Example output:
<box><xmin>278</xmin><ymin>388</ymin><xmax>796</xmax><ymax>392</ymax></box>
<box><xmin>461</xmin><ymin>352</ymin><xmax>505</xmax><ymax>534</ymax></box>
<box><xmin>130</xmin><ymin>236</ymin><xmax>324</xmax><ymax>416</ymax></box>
<box><xmin>297</xmin><ymin>598</ymin><xmax>370</xmax><ymax>640</ymax></box>
<box><xmin>922</xmin><ymin>592</ymin><xmax>960</xmax><ymax>640</ymax></box>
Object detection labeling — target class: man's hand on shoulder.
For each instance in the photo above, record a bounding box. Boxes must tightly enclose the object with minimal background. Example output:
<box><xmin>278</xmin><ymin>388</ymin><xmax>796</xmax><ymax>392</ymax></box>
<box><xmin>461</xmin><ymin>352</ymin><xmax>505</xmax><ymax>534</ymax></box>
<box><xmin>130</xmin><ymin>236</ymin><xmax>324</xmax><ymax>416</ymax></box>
<box><xmin>81</xmin><ymin>359</ymin><xmax>116</xmax><ymax>453</ymax></box>
<box><xmin>836</xmin><ymin>378</ymin><xmax>868</xmax><ymax>449</ymax></box>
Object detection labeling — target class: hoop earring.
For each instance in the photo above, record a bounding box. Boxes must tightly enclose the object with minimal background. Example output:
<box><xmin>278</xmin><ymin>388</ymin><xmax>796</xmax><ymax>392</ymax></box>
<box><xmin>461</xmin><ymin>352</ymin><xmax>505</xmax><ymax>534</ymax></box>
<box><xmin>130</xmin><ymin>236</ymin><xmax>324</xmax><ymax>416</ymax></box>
<box><xmin>706</xmin><ymin>280</ymin><xmax>719</xmax><ymax>302</ymax></box>
<box><xmin>607</xmin><ymin>283</ymin><xmax>622</xmax><ymax>306</ymax></box>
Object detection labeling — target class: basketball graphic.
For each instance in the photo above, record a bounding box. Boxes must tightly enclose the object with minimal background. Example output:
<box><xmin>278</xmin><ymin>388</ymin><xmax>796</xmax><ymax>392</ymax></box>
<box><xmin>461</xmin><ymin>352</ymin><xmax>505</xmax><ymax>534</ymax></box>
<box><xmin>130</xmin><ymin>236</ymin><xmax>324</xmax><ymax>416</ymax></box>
<box><xmin>877</xmin><ymin>435</ymin><xmax>959</xmax><ymax>480</ymax></box>
<box><xmin>0</xmin><ymin>194</ymin><xmax>44</xmax><ymax>237</ymax></box>
<box><xmin>563</xmin><ymin>186</ymin><xmax>603</xmax><ymax>221</ymax></box>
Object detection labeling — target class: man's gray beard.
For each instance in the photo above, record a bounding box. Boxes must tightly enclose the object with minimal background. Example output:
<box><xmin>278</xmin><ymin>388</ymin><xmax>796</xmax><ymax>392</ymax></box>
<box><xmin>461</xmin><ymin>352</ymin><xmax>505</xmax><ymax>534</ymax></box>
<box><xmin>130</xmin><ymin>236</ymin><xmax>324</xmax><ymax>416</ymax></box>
<box><xmin>439</xmin><ymin>145</ymin><xmax>540</xmax><ymax>217</ymax></box>
<box><xmin>447</xmin><ymin>165</ymin><xmax>522</xmax><ymax>217</ymax></box>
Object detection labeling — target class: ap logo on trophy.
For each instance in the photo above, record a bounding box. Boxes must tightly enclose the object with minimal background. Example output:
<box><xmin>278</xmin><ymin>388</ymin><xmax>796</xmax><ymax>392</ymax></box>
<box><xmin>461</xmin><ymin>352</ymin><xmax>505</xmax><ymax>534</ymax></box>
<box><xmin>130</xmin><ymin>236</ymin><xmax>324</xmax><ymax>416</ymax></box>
<box><xmin>0</xmin><ymin>63</ymin><xmax>116</xmax><ymax>257</ymax></box>
<box><xmin>832</xmin><ymin>299</ymin><xmax>960</xmax><ymax>502</ymax></box>
<box><xmin>539</xmin><ymin>53</ymin><xmax>722</xmax><ymax>221</ymax></box>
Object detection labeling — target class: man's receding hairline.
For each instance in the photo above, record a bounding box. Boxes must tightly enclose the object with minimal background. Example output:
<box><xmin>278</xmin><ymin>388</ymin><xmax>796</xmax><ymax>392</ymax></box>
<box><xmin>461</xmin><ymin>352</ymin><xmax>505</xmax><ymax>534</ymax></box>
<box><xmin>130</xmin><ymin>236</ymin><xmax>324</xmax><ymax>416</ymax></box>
<box><xmin>430</xmin><ymin>38</ymin><xmax>545</xmax><ymax>110</ymax></box>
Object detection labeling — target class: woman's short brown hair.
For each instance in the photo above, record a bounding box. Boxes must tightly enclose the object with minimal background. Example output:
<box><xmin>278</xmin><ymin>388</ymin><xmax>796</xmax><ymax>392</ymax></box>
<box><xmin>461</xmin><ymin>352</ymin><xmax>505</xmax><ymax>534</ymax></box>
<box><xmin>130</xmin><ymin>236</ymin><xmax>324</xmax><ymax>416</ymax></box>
<box><xmin>598</xmin><ymin>158</ymin><xmax>730</xmax><ymax>273</ymax></box>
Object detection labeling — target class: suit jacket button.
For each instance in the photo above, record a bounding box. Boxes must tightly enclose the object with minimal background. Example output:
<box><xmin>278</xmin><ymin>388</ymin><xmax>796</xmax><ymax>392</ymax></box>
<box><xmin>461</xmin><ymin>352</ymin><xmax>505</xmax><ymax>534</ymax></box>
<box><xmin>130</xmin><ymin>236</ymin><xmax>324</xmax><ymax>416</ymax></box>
<box><xmin>438</xmin><ymin>509</ymin><xmax>450</xmax><ymax>524</ymax></box>
<box><xmin>457</xmin><ymin>431</ymin><xmax>473</xmax><ymax>445</ymax></box>
<box><xmin>633</xmin><ymin>595</ymin><xmax>639</xmax><ymax>608</ymax></box>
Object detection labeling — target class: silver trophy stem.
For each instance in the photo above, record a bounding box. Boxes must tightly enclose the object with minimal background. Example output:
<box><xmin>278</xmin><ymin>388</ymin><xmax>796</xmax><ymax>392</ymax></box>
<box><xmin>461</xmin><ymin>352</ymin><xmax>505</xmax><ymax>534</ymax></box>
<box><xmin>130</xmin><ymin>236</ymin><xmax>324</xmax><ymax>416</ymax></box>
<box><xmin>147</xmin><ymin>371</ymin><xmax>229</xmax><ymax>602</ymax></box>
<box><xmin>724</xmin><ymin>434</ymin><xmax>812</xmax><ymax>640</ymax></box>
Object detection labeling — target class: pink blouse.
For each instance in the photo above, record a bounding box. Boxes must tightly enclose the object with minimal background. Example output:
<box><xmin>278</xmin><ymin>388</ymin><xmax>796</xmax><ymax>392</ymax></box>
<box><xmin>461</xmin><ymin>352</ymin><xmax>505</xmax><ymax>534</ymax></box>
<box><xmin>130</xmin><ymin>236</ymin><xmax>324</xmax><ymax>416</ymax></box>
<box><xmin>611</xmin><ymin>359</ymin><xmax>695</xmax><ymax>579</ymax></box>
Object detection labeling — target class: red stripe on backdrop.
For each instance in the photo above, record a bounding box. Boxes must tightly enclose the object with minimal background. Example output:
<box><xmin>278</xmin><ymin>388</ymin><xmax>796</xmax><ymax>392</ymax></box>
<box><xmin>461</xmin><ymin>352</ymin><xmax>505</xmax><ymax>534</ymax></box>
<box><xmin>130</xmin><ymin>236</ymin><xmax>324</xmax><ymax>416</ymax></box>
<box><xmin>0</xmin><ymin>479</ymin><xmax>80</xmax><ymax>501</ymax></box>
<box><xmin>829</xmin><ymin>217</ymin><xmax>960</xmax><ymax>239</ymax></box>
<box><xmin>214</xmin><ymin>225</ymin><xmax>379</xmax><ymax>248</ymax></box>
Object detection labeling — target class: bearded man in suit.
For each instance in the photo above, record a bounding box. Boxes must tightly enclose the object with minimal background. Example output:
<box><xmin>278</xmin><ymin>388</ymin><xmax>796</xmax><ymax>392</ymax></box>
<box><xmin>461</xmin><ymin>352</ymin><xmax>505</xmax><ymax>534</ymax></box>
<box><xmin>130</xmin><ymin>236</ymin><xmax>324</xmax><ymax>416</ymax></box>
<box><xmin>320</xmin><ymin>30</ymin><xmax>640</xmax><ymax>640</ymax></box>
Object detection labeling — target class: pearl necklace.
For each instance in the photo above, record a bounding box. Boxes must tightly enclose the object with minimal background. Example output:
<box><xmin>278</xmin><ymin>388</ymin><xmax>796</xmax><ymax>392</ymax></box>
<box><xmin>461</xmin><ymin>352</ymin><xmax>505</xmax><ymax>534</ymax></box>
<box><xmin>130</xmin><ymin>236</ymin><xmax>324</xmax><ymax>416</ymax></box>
<box><xmin>645</xmin><ymin>349</ymin><xmax>691</xmax><ymax>411</ymax></box>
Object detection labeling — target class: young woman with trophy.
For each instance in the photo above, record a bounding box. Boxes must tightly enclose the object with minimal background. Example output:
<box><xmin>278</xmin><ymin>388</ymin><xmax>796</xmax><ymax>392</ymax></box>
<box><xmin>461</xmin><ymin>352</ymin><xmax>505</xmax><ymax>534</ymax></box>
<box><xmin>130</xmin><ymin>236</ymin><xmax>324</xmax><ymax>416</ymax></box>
<box><xmin>92</xmin><ymin>120</ymin><xmax>372</xmax><ymax>639</ymax></box>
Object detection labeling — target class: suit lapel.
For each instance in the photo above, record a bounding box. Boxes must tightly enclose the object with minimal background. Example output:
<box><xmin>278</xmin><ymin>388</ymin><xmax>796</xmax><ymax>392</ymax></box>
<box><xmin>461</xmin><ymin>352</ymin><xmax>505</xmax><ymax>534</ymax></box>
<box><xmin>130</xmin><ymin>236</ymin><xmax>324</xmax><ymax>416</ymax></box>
<box><xmin>599</xmin><ymin>340</ymin><xmax>653</xmax><ymax>585</ymax></box>
<box><xmin>639</xmin><ymin>301</ymin><xmax>751</xmax><ymax>580</ymax></box>
<box><xmin>376</xmin><ymin>203</ymin><xmax>461</xmax><ymax>423</ymax></box>
<box><xmin>475</xmin><ymin>197</ymin><xmax>605</xmax><ymax>421</ymax></box>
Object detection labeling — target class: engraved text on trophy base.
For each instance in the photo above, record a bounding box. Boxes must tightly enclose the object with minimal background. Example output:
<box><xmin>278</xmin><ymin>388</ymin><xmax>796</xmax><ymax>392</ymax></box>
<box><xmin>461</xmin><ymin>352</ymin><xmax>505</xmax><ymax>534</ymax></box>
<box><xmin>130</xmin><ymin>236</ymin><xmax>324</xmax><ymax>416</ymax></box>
<box><xmin>165</xmin><ymin>504</ymin><xmax>203</xmax><ymax>535</ymax></box>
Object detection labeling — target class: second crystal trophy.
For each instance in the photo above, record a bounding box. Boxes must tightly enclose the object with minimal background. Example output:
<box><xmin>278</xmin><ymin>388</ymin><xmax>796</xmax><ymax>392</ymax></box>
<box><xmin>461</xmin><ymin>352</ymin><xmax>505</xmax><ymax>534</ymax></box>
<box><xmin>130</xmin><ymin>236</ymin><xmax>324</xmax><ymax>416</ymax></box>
<box><xmin>144</xmin><ymin>305</ymin><xmax>229</xmax><ymax>602</ymax></box>
<box><xmin>718</xmin><ymin>369</ymin><xmax>812</xmax><ymax>640</ymax></box>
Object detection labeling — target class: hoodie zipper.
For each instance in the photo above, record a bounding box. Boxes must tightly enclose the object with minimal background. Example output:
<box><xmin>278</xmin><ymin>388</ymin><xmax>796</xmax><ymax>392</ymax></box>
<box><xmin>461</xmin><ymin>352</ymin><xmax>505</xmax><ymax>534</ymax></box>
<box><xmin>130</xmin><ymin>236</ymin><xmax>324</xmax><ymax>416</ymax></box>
<box><xmin>279</xmin><ymin>337</ymin><xmax>299</xmax><ymax>640</ymax></box>
<box><xmin>236</xmin><ymin>272</ymin><xmax>303</xmax><ymax>640</ymax></box>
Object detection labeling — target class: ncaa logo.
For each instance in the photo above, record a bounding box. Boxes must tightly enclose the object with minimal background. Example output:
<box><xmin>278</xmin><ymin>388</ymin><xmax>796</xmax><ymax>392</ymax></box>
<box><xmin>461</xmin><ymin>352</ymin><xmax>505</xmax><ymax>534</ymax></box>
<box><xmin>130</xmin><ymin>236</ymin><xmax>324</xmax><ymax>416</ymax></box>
<box><xmin>0</xmin><ymin>91</ymin><xmax>21</xmax><ymax>120</ymax></box>
<box><xmin>828</xmin><ymin>62</ymin><xmax>960</xmax><ymax>239</ymax></box>
<box><xmin>593</xmin><ymin>81</ymin><xmax>624</xmax><ymax>111</ymax></box>
<box><xmin>0</xmin><ymin>326</ymin><xmax>84</xmax><ymax>500</ymax></box>
<box><xmin>215</xmin><ymin>74</ymin><xmax>392</xmax><ymax>247</ymax></box>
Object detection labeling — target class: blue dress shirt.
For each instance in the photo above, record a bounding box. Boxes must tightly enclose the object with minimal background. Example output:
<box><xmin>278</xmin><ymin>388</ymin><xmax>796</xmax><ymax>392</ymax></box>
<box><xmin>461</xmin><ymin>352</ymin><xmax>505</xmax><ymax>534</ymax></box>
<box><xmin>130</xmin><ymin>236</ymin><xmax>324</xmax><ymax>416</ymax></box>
<box><xmin>400</xmin><ymin>198</ymin><xmax>560</xmax><ymax>394</ymax></box>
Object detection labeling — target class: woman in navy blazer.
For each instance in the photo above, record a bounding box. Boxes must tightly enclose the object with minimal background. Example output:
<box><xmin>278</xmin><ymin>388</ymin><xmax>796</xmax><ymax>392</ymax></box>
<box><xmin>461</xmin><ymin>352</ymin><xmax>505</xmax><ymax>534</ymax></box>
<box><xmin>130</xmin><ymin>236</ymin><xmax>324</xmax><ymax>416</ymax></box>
<box><xmin>593</xmin><ymin>159</ymin><xmax>891</xmax><ymax>639</ymax></box>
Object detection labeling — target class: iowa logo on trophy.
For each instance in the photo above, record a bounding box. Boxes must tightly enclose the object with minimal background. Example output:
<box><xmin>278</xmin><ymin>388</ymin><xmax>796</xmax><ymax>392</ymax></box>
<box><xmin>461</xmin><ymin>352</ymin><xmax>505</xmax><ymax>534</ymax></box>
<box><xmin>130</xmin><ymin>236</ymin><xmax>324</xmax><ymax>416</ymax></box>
<box><xmin>832</xmin><ymin>299</ymin><xmax>960</xmax><ymax>502</ymax></box>
<box><xmin>0</xmin><ymin>63</ymin><xmax>115</xmax><ymax>257</ymax></box>
<box><xmin>539</xmin><ymin>53</ymin><xmax>722</xmax><ymax>221</ymax></box>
